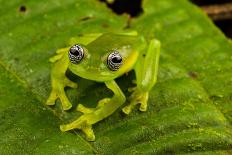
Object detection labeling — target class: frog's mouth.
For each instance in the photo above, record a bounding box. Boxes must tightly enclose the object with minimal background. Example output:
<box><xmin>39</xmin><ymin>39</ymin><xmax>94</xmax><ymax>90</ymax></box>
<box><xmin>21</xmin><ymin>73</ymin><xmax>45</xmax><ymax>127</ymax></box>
<box><xmin>68</xmin><ymin>65</ymin><xmax>120</xmax><ymax>82</ymax></box>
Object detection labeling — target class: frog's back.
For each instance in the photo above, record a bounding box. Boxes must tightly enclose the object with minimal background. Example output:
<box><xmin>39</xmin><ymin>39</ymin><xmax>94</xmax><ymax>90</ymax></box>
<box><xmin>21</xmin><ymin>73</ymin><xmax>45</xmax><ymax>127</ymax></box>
<box><xmin>87</xmin><ymin>33</ymin><xmax>146</xmax><ymax>56</ymax></box>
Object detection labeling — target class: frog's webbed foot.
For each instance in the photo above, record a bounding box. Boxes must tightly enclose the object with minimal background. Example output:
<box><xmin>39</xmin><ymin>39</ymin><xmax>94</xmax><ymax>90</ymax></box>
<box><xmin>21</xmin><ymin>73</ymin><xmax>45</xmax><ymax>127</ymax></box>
<box><xmin>46</xmin><ymin>47</ymin><xmax>78</xmax><ymax>110</ymax></box>
<box><xmin>60</xmin><ymin>98</ymin><xmax>111</xmax><ymax>141</ymax></box>
<box><xmin>46</xmin><ymin>77</ymin><xmax>78</xmax><ymax>110</ymax></box>
<box><xmin>122</xmin><ymin>89</ymin><xmax>148</xmax><ymax>115</ymax></box>
<box><xmin>60</xmin><ymin>114</ymin><xmax>95</xmax><ymax>141</ymax></box>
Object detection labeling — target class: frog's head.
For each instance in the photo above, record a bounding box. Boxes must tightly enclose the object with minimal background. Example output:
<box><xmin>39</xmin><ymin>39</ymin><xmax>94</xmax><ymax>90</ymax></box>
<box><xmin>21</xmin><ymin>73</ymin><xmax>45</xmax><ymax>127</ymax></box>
<box><xmin>68</xmin><ymin>34</ymin><xmax>145</xmax><ymax>82</ymax></box>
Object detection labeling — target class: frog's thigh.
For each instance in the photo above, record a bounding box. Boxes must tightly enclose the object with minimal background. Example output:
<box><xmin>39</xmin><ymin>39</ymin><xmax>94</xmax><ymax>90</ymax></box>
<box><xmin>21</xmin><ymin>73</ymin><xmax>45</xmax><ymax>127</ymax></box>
<box><xmin>68</xmin><ymin>33</ymin><xmax>103</xmax><ymax>46</ymax></box>
<box><xmin>135</xmin><ymin>39</ymin><xmax>160</xmax><ymax>91</ymax></box>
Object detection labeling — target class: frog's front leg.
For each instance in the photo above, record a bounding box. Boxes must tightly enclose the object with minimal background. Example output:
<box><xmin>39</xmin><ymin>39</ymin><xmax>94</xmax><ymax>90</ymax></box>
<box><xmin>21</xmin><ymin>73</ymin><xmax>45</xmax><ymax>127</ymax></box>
<box><xmin>46</xmin><ymin>48</ymin><xmax>77</xmax><ymax>110</ymax></box>
<box><xmin>122</xmin><ymin>39</ymin><xmax>161</xmax><ymax>114</ymax></box>
<box><xmin>46</xmin><ymin>33</ymin><xmax>102</xmax><ymax>110</ymax></box>
<box><xmin>60</xmin><ymin>80</ymin><xmax>126</xmax><ymax>141</ymax></box>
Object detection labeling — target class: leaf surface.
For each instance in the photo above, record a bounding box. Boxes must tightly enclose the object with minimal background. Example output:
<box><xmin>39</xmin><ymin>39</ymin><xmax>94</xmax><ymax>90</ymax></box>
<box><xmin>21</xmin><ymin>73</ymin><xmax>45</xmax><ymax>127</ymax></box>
<box><xmin>0</xmin><ymin>0</ymin><xmax>231</xmax><ymax>154</ymax></box>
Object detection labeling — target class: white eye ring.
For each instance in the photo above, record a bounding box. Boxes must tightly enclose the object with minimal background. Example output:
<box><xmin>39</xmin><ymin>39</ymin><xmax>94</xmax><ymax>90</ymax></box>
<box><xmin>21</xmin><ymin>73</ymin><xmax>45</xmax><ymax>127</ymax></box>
<box><xmin>107</xmin><ymin>51</ymin><xmax>123</xmax><ymax>71</ymax></box>
<box><xmin>69</xmin><ymin>44</ymin><xmax>84</xmax><ymax>64</ymax></box>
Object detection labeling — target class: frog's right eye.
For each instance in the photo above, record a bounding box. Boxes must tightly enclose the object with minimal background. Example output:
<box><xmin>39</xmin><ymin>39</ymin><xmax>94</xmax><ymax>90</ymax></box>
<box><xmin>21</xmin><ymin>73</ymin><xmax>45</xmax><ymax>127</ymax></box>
<box><xmin>69</xmin><ymin>44</ymin><xmax>84</xmax><ymax>64</ymax></box>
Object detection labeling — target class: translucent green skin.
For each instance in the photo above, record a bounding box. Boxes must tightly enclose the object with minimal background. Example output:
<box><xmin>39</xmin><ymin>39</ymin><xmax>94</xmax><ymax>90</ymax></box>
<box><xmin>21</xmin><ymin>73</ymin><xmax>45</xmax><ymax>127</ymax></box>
<box><xmin>46</xmin><ymin>32</ymin><xmax>161</xmax><ymax>141</ymax></box>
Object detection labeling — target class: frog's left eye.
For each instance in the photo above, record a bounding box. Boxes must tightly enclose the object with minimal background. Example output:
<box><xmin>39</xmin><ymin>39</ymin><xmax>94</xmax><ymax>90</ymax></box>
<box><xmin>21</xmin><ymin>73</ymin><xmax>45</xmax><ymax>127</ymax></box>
<box><xmin>69</xmin><ymin>44</ymin><xmax>84</xmax><ymax>64</ymax></box>
<box><xmin>107</xmin><ymin>51</ymin><xmax>123</xmax><ymax>71</ymax></box>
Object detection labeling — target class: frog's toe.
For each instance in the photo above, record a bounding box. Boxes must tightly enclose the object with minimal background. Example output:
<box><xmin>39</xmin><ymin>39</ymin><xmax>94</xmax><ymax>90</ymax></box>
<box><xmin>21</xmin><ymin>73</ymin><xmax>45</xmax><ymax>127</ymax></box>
<box><xmin>122</xmin><ymin>91</ymin><xmax>149</xmax><ymax>114</ymax></box>
<box><xmin>82</xmin><ymin>126</ymin><xmax>95</xmax><ymax>141</ymax></box>
<box><xmin>139</xmin><ymin>102</ymin><xmax>148</xmax><ymax>112</ymax></box>
<box><xmin>46</xmin><ymin>87</ymin><xmax>72</xmax><ymax>110</ymax></box>
<box><xmin>62</xmin><ymin>103</ymin><xmax>72</xmax><ymax>110</ymax></box>
<box><xmin>46</xmin><ymin>90</ymin><xmax>58</xmax><ymax>105</ymax></box>
<box><xmin>64</xmin><ymin>78</ymin><xmax>78</xmax><ymax>88</ymax></box>
<box><xmin>60</xmin><ymin>116</ymin><xmax>84</xmax><ymax>132</ymax></box>
<box><xmin>60</xmin><ymin>124</ymin><xmax>70</xmax><ymax>132</ymax></box>
<box><xmin>97</xmin><ymin>98</ymin><xmax>111</xmax><ymax>107</ymax></box>
<box><xmin>60</xmin><ymin>114</ymin><xmax>96</xmax><ymax>141</ymax></box>
<box><xmin>77</xmin><ymin>104</ymin><xmax>94</xmax><ymax>114</ymax></box>
<box><xmin>59</xmin><ymin>93</ymin><xmax>72</xmax><ymax>110</ymax></box>
<box><xmin>60</xmin><ymin>123</ymin><xmax>95</xmax><ymax>141</ymax></box>
<box><xmin>122</xmin><ymin>105</ymin><xmax>132</xmax><ymax>115</ymax></box>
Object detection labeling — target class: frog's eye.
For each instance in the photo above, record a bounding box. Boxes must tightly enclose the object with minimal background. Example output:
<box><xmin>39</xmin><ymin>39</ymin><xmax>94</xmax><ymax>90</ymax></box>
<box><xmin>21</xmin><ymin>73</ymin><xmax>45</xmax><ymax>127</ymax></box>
<box><xmin>107</xmin><ymin>51</ymin><xmax>123</xmax><ymax>71</ymax></box>
<box><xmin>69</xmin><ymin>44</ymin><xmax>84</xmax><ymax>64</ymax></box>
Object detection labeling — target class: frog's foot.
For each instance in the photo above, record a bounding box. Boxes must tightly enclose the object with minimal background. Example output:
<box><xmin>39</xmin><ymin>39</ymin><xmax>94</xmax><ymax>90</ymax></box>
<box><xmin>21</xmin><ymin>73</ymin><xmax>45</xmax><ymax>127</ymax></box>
<box><xmin>122</xmin><ymin>90</ymin><xmax>149</xmax><ymax>115</ymax></box>
<box><xmin>61</xmin><ymin>98</ymin><xmax>114</xmax><ymax>141</ymax></box>
<box><xmin>60</xmin><ymin>116</ymin><xmax>95</xmax><ymax>141</ymax></box>
<box><xmin>46</xmin><ymin>77</ymin><xmax>77</xmax><ymax>110</ymax></box>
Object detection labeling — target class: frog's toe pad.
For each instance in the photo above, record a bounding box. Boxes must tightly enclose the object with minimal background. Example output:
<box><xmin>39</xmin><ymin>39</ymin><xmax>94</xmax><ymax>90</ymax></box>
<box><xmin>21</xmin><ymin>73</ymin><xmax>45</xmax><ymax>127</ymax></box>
<box><xmin>62</xmin><ymin>104</ymin><xmax>72</xmax><ymax>111</ymax></box>
<box><xmin>139</xmin><ymin>103</ymin><xmax>147</xmax><ymax>112</ymax></box>
<box><xmin>82</xmin><ymin>126</ymin><xmax>95</xmax><ymax>141</ymax></box>
<box><xmin>122</xmin><ymin>106</ymin><xmax>132</xmax><ymax>115</ymax></box>
<box><xmin>46</xmin><ymin>91</ymin><xmax>58</xmax><ymax>105</ymax></box>
<box><xmin>46</xmin><ymin>100</ymin><xmax>56</xmax><ymax>106</ymax></box>
<box><xmin>60</xmin><ymin>124</ymin><xmax>69</xmax><ymax>132</ymax></box>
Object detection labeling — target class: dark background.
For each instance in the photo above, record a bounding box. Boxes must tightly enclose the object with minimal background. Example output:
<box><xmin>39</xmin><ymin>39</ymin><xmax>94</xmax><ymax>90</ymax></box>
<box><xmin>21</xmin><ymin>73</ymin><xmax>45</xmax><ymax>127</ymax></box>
<box><xmin>192</xmin><ymin>0</ymin><xmax>232</xmax><ymax>38</ymax></box>
<box><xmin>101</xmin><ymin>0</ymin><xmax>232</xmax><ymax>38</ymax></box>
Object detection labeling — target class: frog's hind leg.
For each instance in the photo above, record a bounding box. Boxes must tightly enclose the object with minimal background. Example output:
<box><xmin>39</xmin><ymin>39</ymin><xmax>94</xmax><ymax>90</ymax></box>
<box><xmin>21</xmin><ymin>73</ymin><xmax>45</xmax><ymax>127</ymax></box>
<box><xmin>76</xmin><ymin>98</ymin><xmax>111</xmax><ymax>114</ymax></box>
<box><xmin>122</xmin><ymin>39</ymin><xmax>161</xmax><ymax>114</ymax></box>
<box><xmin>60</xmin><ymin>80</ymin><xmax>126</xmax><ymax>141</ymax></box>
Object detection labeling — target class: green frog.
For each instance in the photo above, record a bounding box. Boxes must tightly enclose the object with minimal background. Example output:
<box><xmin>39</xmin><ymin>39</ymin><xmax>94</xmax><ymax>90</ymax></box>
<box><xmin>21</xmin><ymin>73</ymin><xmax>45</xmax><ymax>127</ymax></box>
<box><xmin>46</xmin><ymin>31</ymin><xmax>160</xmax><ymax>141</ymax></box>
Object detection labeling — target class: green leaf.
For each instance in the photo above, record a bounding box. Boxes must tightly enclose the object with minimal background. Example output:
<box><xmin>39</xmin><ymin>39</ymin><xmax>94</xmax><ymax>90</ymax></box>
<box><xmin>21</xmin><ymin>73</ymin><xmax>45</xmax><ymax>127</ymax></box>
<box><xmin>0</xmin><ymin>0</ymin><xmax>231</xmax><ymax>154</ymax></box>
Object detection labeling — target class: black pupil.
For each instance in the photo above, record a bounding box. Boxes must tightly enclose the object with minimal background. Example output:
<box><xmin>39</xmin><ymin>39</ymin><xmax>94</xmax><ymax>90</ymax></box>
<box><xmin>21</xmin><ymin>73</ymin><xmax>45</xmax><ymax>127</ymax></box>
<box><xmin>112</xmin><ymin>56</ymin><xmax>122</xmax><ymax>63</ymax></box>
<box><xmin>70</xmin><ymin>47</ymin><xmax>80</xmax><ymax>56</ymax></box>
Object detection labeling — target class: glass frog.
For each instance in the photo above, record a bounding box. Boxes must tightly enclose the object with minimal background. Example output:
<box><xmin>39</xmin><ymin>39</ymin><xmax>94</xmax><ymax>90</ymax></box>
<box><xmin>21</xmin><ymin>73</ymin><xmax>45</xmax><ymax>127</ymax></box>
<box><xmin>46</xmin><ymin>31</ymin><xmax>160</xmax><ymax>141</ymax></box>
